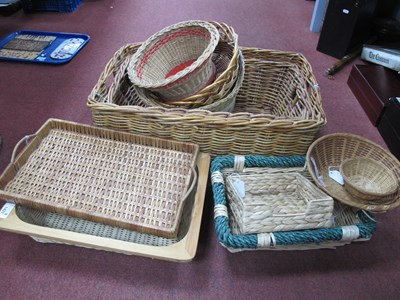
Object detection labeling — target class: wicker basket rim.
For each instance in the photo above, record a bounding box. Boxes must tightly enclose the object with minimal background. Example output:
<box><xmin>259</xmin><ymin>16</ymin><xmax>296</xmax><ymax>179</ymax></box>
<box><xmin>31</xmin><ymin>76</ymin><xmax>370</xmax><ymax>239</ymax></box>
<box><xmin>226</xmin><ymin>171</ymin><xmax>333</xmax><ymax>202</ymax></box>
<box><xmin>134</xmin><ymin>50</ymin><xmax>244</xmax><ymax>110</ymax></box>
<box><xmin>128</xmin><ymin>20</ymin><xmax>220</xmax><ymax>89</ymax></box>
<box><xmin>307</xmin><ymin>133</ymin><xmax>400</xmax><ymax>161</ymax></box>
<box><xmin>87</xmin><ymin>102</ymin><xmax>326</xmax><ymax>128</ymax></box>
<box><xmin>340</xmin><ymin>157</ymin><xmax>399</xmax><ymax>197</ymax></box>
<box><xmin>306</xmin><ymin>133</ymin><xmax>400</xmax><ymax>212</ymax></box>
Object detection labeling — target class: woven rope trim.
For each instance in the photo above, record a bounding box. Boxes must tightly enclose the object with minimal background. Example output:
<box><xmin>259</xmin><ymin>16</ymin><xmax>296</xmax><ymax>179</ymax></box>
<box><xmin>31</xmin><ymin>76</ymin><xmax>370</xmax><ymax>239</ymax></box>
<box><xmin>257</xmin><ymin>233</ymin><xmax>276</xmax><ymax>248</ymax></box>
<box><xmin>214</xmin><ymin>204</ymin><xmax>228</xmax><ymax>219</ymax></box>
<box><xmin>211</xmin><ymin>155</ymin><xmax>377</xmax><ymax>250</ymax></box>
<box><xmin>234</xmin><ymin>155</ymin><xmax>245</xmax><ymax>172</ymax></box>
<box><xmin>211</xmin><ymin>171</ymin><xmax>224</xmax><ymax>184</ymax></box>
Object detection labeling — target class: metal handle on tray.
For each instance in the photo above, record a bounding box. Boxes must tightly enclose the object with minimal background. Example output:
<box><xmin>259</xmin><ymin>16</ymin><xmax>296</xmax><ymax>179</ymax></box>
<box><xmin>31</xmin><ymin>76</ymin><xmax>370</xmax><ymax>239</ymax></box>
<box><xmin>11</xmin><ymin>134</ymin><xmax>37</xmax><ymax>163</ymax></box>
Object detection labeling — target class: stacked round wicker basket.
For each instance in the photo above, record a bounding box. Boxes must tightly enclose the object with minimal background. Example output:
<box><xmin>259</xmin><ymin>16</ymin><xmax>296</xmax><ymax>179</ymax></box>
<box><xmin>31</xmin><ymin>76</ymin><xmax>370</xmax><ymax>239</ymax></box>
<box><xmin>306</xmin><ymin>133</ymin><xmax>400</xmax><ymax>213</ymax></box>
<box><xmin>127</xmin><ymin>20</ymin><xmax>244</xmax><ymax>111</ymax></box>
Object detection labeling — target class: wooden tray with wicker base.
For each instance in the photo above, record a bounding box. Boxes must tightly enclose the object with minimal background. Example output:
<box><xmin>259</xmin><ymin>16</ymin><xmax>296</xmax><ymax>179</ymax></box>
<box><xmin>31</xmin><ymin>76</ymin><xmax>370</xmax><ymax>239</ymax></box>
<box><xmin>0</xmin><ymin>119</ymin><xmax>199</xmax><ymax>238</ymax></box>
<box><xmin>0</xmin><ymin>153</ymin><xmax>210</xmax><ymax>262</ymax></box>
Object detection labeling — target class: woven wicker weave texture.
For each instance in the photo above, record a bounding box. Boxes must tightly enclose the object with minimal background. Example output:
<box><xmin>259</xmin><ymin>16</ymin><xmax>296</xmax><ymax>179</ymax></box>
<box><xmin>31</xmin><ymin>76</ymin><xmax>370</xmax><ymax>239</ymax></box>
<box><xmin>211</xmin><ymin>155</ymin><xmax>376</xmax><ymax>251</ymax></box>
<box><xmin>226</xmin><ymin>172</ymin><xmax>334</xmax><ymax>234</ymax></box>
<box><xmin>88</xmin><ymin>45</ymin><xmax>326</xmax><ymax>156</ymax></box>
<box><xmin>340</xmin><ymin>157</ymin><xmax>398</xmax><ymax>201</ymax></box>
<box><xmin>136</xmin><ymin>44</ymin><xmax>242</xmax><ymax>110</ymax></box>
<box><xmin>15</xmin><ymin>173</ymin><xmax>197</xmax><ymax>247</ymax></box>
<box><xmin>0</xmin><ymin>119</ymin><xmax>199</xmax><ymax>238</ymax></box>
<box><xmin>306</xmin><ymin>133</ymin><xmax>400</xmax><ymax>213</ymax></box>
<box><xmin>134</xmin><ymin>21</ymin><xmax>242</xmax><ymax>109</ymax></box>
<box><xmin>128</xmin><ymin>20</ymin><xmax>220</xmax><ymax>101</ymax></box>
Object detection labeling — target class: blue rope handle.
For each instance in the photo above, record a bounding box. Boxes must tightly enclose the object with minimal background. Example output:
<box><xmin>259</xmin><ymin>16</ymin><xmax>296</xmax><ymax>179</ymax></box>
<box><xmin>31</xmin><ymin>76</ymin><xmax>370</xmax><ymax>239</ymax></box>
<box><xmin>211</xmin><ymin>155</ymin><xmax>377</xmax><ymax>250</ymax></box>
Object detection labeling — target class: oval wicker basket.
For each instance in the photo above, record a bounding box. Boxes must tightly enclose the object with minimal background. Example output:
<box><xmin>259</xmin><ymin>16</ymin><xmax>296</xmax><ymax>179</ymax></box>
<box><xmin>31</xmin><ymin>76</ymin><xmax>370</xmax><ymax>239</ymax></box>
<box><xmin>340</xmin><ymin>157</ymin><xmax>399</xmax><ymax>201</ymax></box>
<box><xmin>128</xmin><ymin>20</ymin><xmax>220</xmax><ymax>101</ymax></box>
<box><xmin>135</xmin><ymin>50</ymin><xmax>244</xmax><ymax>111</ymax></box>
<box><xmin>134</xmin><ymin>21</ymin><xmax>241</xmax><ymax>109</ymax></box>
<box><xmin>306</xmin><ymin>133</ymin><xmax>400</xmax><ymax>212</ymax></box>
<box><xmin>106</xmin><ymin>42</ymin><xmax>244</xmax><ymax>112</ymax></box>
<box><xmin>135</xmin><ymin>52</ymin><xmax>244</xmax><ymax>112</ymax></box>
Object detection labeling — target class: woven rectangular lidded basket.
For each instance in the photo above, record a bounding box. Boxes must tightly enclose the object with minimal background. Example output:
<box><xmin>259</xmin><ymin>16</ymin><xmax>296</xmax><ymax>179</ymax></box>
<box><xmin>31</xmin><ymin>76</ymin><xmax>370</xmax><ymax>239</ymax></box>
<box><xmin>226</xmin><ymin>172</ymin><xmax>334</xmax><ymax>234</ymax></box>
<box><xmin>211</xmin><ymin>155</ymin><xmax>377</xmax><ymax>251</ymax></box>
<box><xmin>0</xmin><ymin>119</ymin><xmax>199</xmax><ymax>238</ymax></box>
<box><xmin>87</xmin><ymin>44</ymin><xmax>326</xmax><ymax>156</ymax></box>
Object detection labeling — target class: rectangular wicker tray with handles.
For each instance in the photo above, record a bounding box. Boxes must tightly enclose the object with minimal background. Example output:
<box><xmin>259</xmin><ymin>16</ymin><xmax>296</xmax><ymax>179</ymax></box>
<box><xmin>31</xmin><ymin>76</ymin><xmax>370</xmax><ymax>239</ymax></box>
<box><xmin>87</xmin><ymin>44</ymin><xmax>326</xmax><ymax>156</ymax></box>
<box><xmin>211</xmin><ymin>155</ymin><xmax>376</xmax><ymax>252</ymax></box>
<box><xmin>0</xmin><ymin>119</ymin><xmax>199</xmax><ymax>238</ymax></box>
<box><xmin>0</xmin><ymin>153</ymin><xmax>210</xmax><ymax>262</ymax></box>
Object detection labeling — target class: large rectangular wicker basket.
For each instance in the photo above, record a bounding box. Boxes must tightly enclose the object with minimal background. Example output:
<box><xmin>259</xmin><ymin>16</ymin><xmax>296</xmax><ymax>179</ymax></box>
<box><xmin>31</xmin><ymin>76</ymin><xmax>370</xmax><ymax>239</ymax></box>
<box><xmin>0</xmin><ymin>119</ymin><xmax>199</xmax><ymax>238</ymax></box>
<box><xmin>211</xmin><ymin>155</ymin><xmax>376</xmax><ymax>251</ymax></box>
<box><xmin>87</xmin><ymin>44</ymin><xmax>326</xmax><ymax>156</ymax></box>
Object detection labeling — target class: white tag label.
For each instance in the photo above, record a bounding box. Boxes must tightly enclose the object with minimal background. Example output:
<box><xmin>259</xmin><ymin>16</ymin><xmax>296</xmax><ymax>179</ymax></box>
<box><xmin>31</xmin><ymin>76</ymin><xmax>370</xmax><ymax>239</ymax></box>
<box><xmin>233</xmin><ymin>178</ymin><xmax>246</xmax><ymax>198</ymax></box>
<box><xmin>0</xmin><ymin>203</ymin><xmax>15</xmax><ymax>219</ymax></box>
<box><xmin>329</xmin><ymin>170</ymin><xmax>344</xmax><ymax>185</ymax></box>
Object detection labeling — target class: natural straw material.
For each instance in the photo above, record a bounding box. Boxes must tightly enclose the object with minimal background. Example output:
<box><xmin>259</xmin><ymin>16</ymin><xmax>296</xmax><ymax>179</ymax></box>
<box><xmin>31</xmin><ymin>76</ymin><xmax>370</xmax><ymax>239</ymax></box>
<box><xmin>211</xmin><ymin>155</ymin><xmax>376</xmax><ymax>251</ymax></box>
<box><xmin>128</xmin><ymin>20</ymin><xmax>220</xmax><ymax>101</ymax></box>
<box><xmin>0</xmin><ymin>119</ymin><xmax>199</xmax><ymax>238</ymax></box>
<box><xmin>135</xmin><ymin>21</ymin><xmax>242</xmax><ymax>109</ymax></box>
<box><xmin>306</xmin><ymin>133</ymin><xmax>400</xmax><ymax>212</ymax></box>
<box><xmin>111</xmin><ymin>41</ymin><xmax>244</xmax><ymax>112</ymax></box>
<box><xmin>226</xmin><ymin>172</ymin><xmax>334</xmax><ymax>234</ymax></box>
<box><xmin>340</xmin><ymin>157</ymin><xmax>398</xmax><ymax>201</ymax></box>
<box><xmin>88</xmin><ymin>45</ymin><xmax>326</xmax><ymax>156</ymax></box>
<box><xmin>15</xmin><ymin>176</ymin><xmax>197</xmax><ymax>247</ymax></box>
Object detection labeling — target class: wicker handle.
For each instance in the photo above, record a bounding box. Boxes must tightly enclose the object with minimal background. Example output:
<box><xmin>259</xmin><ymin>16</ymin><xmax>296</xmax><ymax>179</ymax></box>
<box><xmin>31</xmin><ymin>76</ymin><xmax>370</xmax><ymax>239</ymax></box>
<box><xmin>181</xmin><ymin>167</ymin><xmax>198</xmax><ymax>203</ymax></box>
<box><xmin>11</xmin><ymin>134</ymin><xmax>37</xmax><ymax>163</ymax></box>
<box><xmin>89</xmin><ymin>43</ymin><xmax>140</xmax><ymax>104</ymax></box>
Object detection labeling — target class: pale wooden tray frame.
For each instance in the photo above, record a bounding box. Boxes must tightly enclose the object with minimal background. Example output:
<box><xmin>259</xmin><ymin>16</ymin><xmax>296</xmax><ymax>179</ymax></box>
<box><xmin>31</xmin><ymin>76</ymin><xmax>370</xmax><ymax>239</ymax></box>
<box><xmin>0</xmin><ymin>153</ymin><xmax>210</xmax><ymax>262</ymax></box>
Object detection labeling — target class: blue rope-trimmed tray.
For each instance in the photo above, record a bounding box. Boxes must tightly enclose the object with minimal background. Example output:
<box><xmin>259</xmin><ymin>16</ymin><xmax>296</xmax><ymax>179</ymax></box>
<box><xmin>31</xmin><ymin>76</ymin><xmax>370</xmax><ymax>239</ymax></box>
<box><xmin>211</xmin><ymin>155</ymin><xmax>377</xmax><ymax>251</ymax></box>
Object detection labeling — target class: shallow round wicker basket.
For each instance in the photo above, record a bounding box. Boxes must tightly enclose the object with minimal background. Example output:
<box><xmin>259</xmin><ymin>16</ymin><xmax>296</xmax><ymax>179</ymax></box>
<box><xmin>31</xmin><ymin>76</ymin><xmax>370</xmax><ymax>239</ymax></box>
<box><xmin>306</xmin><ymin>133</ymin><xmax>400</xmax><ymax>212</ymax></box>
<box><xmin>340</xmin><ymin>157</ymin><xmax>399</xmax><ymax>201</ymax></box>
<box><xmin>128</xmin><ymin>20</ymin><xmax>220</xmax><ymax>101</ymax></box>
